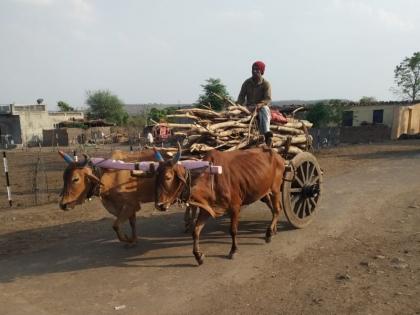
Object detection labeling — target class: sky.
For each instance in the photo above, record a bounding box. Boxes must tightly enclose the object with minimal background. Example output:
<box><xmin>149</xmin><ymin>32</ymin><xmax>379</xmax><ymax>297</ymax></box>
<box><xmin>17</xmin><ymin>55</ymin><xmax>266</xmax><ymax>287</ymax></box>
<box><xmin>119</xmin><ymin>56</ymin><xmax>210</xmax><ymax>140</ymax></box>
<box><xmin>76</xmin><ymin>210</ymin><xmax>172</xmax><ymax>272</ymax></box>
<box><xmin>0</xmin><ymin>0</ymin><xmax>419</xmax><ymax>110</ymax></box>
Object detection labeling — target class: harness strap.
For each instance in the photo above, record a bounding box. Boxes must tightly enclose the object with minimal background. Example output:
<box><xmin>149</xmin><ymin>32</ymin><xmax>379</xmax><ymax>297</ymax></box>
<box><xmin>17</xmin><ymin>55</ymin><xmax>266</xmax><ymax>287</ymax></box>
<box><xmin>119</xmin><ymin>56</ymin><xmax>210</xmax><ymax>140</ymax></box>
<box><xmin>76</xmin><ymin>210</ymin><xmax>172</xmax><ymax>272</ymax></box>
<box><xmin>178</xmin><ymin>168</ymin><xmax>192</xmax><ymax>204</ymax></box>
<box><xmin>87</xmin><ymin>163</ymin><xmax>102</xmax><ymax>198</ymax></box>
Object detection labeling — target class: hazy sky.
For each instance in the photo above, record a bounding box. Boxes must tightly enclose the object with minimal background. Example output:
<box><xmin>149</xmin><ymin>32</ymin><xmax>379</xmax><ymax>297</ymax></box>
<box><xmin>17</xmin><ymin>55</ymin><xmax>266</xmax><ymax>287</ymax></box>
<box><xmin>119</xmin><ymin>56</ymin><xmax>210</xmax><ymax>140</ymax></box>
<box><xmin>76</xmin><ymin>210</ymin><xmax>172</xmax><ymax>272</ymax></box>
<box><xmin>1</xmin><ymin>0</ymin><xmax>419</xmax><ymax>110</ymax></box>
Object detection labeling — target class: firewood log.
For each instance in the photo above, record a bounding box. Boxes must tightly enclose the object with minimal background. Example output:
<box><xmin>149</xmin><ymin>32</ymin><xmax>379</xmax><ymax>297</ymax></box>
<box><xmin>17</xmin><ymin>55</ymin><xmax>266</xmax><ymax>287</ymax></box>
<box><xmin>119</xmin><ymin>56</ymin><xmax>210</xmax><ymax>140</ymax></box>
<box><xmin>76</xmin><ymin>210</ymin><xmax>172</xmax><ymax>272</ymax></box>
<box><xmin>270</xmin><ymin>125</ymin><xmax>305</xmax><ymax>135</ymax></box>
<box><xmin>175</xmin><ymin>108</ymin><xmax>222</xmax><ymax>118</ymax></box>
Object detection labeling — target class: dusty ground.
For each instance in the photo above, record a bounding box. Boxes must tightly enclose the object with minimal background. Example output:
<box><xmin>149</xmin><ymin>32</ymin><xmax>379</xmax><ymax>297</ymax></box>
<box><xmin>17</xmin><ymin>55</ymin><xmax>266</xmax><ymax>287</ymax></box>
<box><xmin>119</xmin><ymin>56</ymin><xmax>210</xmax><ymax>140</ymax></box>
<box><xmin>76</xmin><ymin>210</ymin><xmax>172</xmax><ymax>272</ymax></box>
<box><xmin>0</xmin><ymin>140</ymin><xmax>420</xmax><ymax>314</ymax></box>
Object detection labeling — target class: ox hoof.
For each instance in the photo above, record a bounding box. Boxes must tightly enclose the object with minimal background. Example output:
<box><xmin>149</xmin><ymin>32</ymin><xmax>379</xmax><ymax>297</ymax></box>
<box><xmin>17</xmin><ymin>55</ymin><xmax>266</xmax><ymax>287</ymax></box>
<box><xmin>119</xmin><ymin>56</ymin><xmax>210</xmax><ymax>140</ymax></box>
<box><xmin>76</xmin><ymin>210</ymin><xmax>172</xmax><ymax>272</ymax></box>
<box><xmin>124</xmin><ymin>240</ymin><xmax>138</xmax><ymax>248</ymax></box>
<box><xmin>194</xmin><ymin>252</ymin><xmax>205</xmax><ymax>265</ymax></box>
<box><xmin>265</xmin><ymin>229</ymin><xmax>274</xmax><ymax>243</ymax></box>
<box><xmin>228</xmin><ymin>251</ymin><xmax>237</xmax><ymax>260</ymax></box>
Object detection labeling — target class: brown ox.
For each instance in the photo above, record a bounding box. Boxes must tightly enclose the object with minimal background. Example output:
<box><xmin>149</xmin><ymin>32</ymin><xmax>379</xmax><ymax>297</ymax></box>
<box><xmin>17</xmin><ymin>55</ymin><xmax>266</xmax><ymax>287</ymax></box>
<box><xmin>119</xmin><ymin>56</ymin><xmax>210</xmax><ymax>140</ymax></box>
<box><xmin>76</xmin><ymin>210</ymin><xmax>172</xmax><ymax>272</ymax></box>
<box><xmin>155</xmin><ymin>146</ymin><xmax>285</xmax><ymax>265</ymax></box>
<box><xmin>59</xmin><ymin>149</ymin><xmax>159</xmax><ymax>244</ymax></box>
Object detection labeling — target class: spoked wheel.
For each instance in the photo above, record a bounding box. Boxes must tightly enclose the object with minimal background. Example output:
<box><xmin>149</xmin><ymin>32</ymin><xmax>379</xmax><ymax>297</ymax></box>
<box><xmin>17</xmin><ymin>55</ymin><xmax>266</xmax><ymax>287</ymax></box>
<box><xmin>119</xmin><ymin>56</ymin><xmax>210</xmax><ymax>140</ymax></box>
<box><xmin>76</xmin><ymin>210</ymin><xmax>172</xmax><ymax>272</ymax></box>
<box><xmin>281</xmin><ymin>152</ymin><xmax>322</xmax><ymax>228</ymax></box>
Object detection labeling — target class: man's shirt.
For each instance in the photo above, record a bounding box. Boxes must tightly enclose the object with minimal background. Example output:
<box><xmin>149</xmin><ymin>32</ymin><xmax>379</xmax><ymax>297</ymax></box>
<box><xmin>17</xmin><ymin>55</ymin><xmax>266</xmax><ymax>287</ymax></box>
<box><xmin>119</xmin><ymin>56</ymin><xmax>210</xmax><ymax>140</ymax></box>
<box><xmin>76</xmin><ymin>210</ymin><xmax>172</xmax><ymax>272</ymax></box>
<box><xmin>237</xmin><ymin>77</ymin><xmax>272</xmax><ymax>108</ymax></box>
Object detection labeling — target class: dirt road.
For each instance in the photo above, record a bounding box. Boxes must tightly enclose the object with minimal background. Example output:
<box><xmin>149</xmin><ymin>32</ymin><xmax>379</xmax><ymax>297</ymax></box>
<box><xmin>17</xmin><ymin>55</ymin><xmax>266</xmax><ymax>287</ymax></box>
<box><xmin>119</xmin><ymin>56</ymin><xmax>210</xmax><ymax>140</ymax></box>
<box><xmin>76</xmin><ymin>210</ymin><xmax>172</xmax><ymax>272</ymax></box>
<box><xmin>0</xmin><ymin>142</ymin><xmax>420</xmax><ymax>314</ymax></box>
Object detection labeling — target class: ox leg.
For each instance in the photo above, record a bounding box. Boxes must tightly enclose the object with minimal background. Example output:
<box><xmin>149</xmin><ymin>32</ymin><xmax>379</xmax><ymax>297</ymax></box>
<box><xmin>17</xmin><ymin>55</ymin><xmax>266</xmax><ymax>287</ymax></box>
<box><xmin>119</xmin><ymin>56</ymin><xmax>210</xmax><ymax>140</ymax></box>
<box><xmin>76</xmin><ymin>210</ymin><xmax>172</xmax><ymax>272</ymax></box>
<box><xmin>112</xmin><ymin>205</ymin><xmax>133</xmax><ymax>243</ymax></box>
<box><xmin>265</xmin><ymin>192</ymin><xmax>282</xmax><ymax>243</ymax></box>
<box><xmin>184</xmin><ymin>206</ymin><xmax>197</xmax><ymax>233</ymax></box>
<box><xmin>192</xmin><ymin>209</ymin><xmax>210</xmax><ymax>265</ymax></box>
<box><xmin>228</xmin><ymin>207</ymin><xmax>240</xmax><ymax>260</ymax></box>
<box><xmin>184</xmin><ymin>207</ymin><xmax>191</xmax><ymax>232</ymax></box>
<box><xmin>128</xmin><ymin>214</ymin><xmax>138</xmax><ymax>244</ymax></box>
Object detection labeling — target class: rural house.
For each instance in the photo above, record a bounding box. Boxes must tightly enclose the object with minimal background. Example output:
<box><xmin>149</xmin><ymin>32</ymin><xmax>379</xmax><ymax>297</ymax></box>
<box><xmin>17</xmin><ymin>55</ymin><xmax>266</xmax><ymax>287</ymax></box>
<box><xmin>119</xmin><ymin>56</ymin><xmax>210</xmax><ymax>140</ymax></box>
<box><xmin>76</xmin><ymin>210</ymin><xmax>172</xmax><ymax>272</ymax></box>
<box><xmin>0</xmin><ymin>103</ymin><xmax>84</xmax><ymax>147</ymax></box>
<box><xmin>341</xmin><ymin>101</ymin><xmax>420</xmax><ymax>140</ymax></box>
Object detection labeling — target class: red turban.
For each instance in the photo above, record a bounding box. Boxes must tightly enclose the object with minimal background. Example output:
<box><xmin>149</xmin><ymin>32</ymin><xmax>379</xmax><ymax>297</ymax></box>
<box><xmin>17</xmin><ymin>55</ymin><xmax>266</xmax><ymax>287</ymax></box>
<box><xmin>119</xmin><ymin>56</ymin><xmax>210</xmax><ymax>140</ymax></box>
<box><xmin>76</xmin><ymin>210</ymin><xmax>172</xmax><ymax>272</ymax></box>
<box><xmin>252</xmin><ymin>61</ymin><xmax>265</xmax><ymax>75</ymax></box>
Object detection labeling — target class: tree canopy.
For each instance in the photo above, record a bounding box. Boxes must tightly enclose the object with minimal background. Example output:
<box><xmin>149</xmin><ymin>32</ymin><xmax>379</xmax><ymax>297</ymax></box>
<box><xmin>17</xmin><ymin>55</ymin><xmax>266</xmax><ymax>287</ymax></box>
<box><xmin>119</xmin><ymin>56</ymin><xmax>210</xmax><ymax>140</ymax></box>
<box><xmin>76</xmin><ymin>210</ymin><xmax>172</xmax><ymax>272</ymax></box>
<box><xmin>305</xmin><ymin>100</ymin><xmax>345</xmax><ymax>128</ymax></box>
<box><xmin>196</xmin><ymin>78</ymin><xmax>231</xmax><ymax>111</ymax></box>
<box><xmin>86</xmin><ymin>90</ymin><xmax>128</xmax><ymax>125</ymax></box>
<box><xmin>359</xmin><ymin>96</ymin><xmax>377</xmax><ymax>105</ymax></box>
<box><xmin>148</xmin><ymin>107</ymin><xmax>178</xmax><ymax>123</ymax></box>
<box><xmin>57</xmin><ymin>101</ymin><xmax>74</xmax><ymax>112</ymax></box>
<box><xmin>393</xmin><ymin>51</ymin><xmax>420</xmax><ymax>102</ymax></box>
<box><xmin>126</xmin><ymin>115</ymin><xmax>147</xmax><ymax>128</ymax></box>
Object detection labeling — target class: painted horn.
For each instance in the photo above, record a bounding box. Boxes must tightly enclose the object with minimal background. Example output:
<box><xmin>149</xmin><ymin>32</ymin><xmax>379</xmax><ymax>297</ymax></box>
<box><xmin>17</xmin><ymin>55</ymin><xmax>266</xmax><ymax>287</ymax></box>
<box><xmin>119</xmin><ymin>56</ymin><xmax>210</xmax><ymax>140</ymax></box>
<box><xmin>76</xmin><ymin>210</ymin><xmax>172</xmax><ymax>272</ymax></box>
<box><xmin>80</xmin><ymin>154</ymin><xmax>90</xmax><ymax>167</ymax></box>
<box><xmin>171</xmin><ymin>142</ymin><xmax>182</xmax><ymax>165</ymax></box>
<box><xmin>153</xmin><ymin>147</ymin><xmax>164</xmax><ymax>162</ymax></box>
<box><xmin>58</xmin><ymin>150</ymin><xmax>74</xmax><ymax>164</ymax></box>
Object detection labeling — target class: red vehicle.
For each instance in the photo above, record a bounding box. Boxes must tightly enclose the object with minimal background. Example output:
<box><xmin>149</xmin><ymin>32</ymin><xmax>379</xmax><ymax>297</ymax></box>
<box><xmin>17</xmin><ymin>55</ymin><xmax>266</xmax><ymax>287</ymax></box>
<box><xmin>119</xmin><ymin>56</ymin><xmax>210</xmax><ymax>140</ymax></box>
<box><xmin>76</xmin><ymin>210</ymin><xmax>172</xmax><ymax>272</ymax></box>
<box><xmin>143</xmin><ymin>124</ymin><xmax>172</xmax><ymax>143</ymax></box>
<box><xmin>154</xmin><ymin>124</ymin><xmax>171</xmax><ymax>142</ymax></box>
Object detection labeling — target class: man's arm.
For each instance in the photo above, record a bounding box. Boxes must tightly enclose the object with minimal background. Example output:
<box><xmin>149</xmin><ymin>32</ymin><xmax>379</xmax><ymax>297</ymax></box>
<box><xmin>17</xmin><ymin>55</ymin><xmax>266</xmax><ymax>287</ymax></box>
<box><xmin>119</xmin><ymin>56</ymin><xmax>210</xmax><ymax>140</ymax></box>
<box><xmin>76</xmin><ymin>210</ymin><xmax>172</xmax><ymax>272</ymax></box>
<box><xmin>256</xmin><ymin>81</ymin><xmax>272</xmax><ymax>109</ymax></box>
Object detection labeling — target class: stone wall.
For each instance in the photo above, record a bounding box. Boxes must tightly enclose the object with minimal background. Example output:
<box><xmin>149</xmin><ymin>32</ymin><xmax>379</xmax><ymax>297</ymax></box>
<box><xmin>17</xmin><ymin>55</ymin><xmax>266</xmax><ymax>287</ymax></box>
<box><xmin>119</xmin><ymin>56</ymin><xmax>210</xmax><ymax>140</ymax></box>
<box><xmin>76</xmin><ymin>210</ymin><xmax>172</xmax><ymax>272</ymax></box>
<box><xmin>42</xmin><ymin>129</ymin><xmax>71</xmax><ymax>146</ymax></box>
<box><xmin>15</xmin><ymin>109</ymin><xmax>50</xmax><ymax>145</ymax></box>
<box><xmin>48</xmin><ymin>112</ymin><xmax>85</xmax><ymax>127</ymax></box>
<box><xmin>340</xmin><ymin>125</ymin><xmax>391</xmax><ymax>144</ymax></box>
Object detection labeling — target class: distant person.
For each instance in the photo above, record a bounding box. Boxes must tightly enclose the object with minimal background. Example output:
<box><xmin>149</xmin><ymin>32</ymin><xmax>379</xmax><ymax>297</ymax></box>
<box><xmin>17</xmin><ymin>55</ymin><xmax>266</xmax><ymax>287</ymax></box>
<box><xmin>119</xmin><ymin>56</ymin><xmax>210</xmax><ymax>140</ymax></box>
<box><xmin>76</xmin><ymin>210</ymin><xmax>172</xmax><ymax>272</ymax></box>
<box><xmin>147</xmin><ymin>132</ymin><xmax>154</xmax><ymax>145</ymax></box>
<box><xmin>237</xmin><ymin>60</ymin><xmax>273</xmax><ymax>146</ymax></box>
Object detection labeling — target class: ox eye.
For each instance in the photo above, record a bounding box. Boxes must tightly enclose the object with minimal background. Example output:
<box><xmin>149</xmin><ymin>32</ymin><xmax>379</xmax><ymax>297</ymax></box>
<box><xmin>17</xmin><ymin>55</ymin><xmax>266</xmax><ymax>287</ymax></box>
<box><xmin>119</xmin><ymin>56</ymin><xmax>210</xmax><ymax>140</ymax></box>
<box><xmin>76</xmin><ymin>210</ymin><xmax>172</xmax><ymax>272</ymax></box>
<box><xmin>72</xmin><ymin>177</ymin><xmax>79</xmax><ymax>183</ymax></box>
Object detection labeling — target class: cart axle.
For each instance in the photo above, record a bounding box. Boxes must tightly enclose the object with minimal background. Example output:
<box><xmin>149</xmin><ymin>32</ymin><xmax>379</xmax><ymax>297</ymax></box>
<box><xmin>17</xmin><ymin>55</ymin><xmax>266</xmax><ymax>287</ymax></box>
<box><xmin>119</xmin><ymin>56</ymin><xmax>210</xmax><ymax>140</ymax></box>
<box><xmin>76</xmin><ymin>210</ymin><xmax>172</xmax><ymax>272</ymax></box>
<box><xmin>302</xmin><ymin>184</ymin><xmax>320</xmax><ymax>198</ymax></box>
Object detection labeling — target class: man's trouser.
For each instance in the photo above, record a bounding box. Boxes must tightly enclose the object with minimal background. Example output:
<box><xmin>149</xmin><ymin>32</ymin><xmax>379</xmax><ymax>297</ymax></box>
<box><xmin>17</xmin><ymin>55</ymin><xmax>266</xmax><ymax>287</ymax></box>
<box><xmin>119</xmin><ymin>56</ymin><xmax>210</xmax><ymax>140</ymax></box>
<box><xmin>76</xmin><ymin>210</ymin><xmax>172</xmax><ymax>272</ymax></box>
<box><xmin>258</xmin><ymin>106</ymin><xmax>271</xmax><ymax>134</ymax></box>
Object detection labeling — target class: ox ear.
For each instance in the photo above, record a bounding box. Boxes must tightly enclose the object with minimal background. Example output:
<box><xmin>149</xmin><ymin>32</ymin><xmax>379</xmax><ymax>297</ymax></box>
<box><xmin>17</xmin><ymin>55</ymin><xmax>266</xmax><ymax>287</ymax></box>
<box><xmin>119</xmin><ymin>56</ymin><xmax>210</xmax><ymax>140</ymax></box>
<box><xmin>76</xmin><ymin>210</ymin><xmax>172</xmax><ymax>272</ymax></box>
<box><xmin>58</xmin><ymin>150</ymin><xmax>74</xmax><ymax>164</ymax></box>
<box><xmin>153</xmin><ymin>147</ymin><xmax>165</xmax><ymax>162</ymax></box>
<box><xmin>171</xmin><ymin>142</ymin><xmax>182</xmax><ymax>165</ymax></box>
<box><xmin>87</xmin><ymin>174</ymin><xmax>104</xmax><ymax>186</ymax></box>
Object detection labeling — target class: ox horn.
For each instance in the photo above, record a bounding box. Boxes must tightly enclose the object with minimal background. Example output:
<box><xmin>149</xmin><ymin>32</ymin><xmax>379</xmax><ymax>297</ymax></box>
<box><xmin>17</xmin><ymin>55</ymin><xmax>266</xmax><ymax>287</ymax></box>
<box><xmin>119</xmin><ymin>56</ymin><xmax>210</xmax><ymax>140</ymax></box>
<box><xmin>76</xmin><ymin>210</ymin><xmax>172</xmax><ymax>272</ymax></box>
<box><xmin>153</xmin><ymin>147</ymin><xmax>165</xmax><ymax>162</ymax></box>
<box><xmin>171</xmin><ymin>142</ymin><xmax>182</xmax><ymax>165</ymax></box>
<box><xmin>74</xmin><ymin>153</ymin><xmax>90</xmax><ymax>167</ymax></box>
<box><xmin>79</xmin><ymin>153</ymin><xmax>90</xmax><ymax>167</ymax></box>
<box><xmin>58</xmin><ymin>150</ymin><xmax>74</xmax><ymax>164</ymax></box>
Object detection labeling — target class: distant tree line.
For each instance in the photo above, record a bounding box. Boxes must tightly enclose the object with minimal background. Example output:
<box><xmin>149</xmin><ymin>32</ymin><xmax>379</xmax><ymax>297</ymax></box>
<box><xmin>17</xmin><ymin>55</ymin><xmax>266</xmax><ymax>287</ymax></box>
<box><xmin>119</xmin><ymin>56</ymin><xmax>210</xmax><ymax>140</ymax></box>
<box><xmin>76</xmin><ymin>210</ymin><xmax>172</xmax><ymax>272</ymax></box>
<box><xmin>54</xmin><ymin>51</ymin><xmax>419</xmax><ymax>130</ymax></box>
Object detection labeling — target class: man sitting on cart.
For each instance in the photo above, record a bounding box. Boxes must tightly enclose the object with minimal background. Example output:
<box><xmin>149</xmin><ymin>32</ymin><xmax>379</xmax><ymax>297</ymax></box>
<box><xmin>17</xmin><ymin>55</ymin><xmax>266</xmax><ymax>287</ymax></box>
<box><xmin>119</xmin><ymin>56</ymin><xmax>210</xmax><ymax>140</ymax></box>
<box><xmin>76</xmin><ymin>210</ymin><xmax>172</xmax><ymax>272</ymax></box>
<box><xmin>237</xmin><ymin>60</ymin><xmax>273</xmax><ymax>146</ymax></box>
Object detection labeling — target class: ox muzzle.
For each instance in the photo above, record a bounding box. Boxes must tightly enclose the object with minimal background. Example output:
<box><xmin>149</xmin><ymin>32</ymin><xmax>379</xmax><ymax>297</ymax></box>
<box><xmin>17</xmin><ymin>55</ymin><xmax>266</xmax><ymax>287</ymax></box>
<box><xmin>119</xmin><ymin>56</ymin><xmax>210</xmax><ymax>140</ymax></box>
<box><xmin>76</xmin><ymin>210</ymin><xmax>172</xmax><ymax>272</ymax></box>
<box><xmin>59</xmin><ymin>198</ymin><xmax>78</xmax><ymax>211</ymax></box>
<box><xmin>155</xmin><ymin>202</ymin><xmax>170</xmax><ymax>212</ymax></box>
<box><xmin>153</xmin><ymin>144</ymin><xmax>182</xmax><ymax>212</ymax></box>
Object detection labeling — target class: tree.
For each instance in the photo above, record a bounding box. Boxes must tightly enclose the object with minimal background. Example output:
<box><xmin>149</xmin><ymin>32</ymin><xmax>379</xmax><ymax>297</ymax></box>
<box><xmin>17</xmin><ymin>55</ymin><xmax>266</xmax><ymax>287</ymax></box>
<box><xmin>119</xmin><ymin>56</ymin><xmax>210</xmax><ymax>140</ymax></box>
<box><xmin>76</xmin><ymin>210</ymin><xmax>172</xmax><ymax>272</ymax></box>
<box><xmin>148</xmin><ymin>107</ymin><xmax>178</xmax><ymax>123</ymax></box>
<box><xmin>305</xmin><ymin>100</ymin><xmax>346</xmax><ymax>127</ymax></box>
<box><xmin>305</xmin><ymin>103</ymin><xmax>331</xmax><ymax>128</ymax></box>
<box><xmin>197</xmin><ymin>78</ymin><xmax>231</xmax><ymax>111</ymax></box>
<box><xmin>328</xmin><ymin>100</ymin><xmax>346</xmax><ymax>126</ymax></box>
<box><xmin>126</xmin><ymin>114</ymin><xmax>147</xmax><ymax>128</ymax></box>
<box><xmin>86</xmin><ymin>90</ymin><xmax>128</xmax><ymax>125</ymax></box>
<box><xmin>57</xmin><ymin>101</ymin><xmax>74</xmax><ymax>112</ymax></box>
<box><xmin>393</xmin><ymin>51</ymin><xmax>420</xmax><ymax>102</ymax></box>
<box><xmin>359</xmin><ymin>96</ymin><xmax>377</xmax><ymax>105</ymax></box>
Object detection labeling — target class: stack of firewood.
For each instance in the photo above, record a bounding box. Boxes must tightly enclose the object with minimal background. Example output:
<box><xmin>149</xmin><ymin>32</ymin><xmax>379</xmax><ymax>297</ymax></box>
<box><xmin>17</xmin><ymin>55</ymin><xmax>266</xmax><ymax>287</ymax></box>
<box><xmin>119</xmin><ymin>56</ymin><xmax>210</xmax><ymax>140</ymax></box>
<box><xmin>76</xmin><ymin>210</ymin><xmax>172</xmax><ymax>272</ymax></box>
<box><xmin>153</xmin><ymin>102</ymin><xmax>313</xmax><ymax>158</ymax></box>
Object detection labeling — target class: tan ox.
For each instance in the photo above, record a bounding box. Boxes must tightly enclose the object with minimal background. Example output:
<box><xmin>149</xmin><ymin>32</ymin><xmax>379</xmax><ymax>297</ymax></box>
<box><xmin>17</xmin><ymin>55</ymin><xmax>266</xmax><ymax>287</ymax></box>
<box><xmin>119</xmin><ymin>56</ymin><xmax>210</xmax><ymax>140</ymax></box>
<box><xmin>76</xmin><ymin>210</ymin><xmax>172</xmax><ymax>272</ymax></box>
<box><xmin>155</xmin><ymin>145</ymin><xmax>286</xmax><ymax>265</ymax></box>
<box><xmin>59</xmin><ymin>150</ymin><xmax>158</xmax><ymax>244</ymax></box>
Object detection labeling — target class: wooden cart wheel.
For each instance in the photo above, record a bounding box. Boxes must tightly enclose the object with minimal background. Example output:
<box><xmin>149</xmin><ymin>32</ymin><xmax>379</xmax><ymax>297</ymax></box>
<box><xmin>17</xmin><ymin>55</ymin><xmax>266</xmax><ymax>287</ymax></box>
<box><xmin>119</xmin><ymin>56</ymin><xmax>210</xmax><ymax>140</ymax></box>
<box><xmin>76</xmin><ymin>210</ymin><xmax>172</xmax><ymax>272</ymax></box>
<box><xmin>281</xmin><ymin>152</ymin><xmax>322</xmax><ymax>228</ymax></box>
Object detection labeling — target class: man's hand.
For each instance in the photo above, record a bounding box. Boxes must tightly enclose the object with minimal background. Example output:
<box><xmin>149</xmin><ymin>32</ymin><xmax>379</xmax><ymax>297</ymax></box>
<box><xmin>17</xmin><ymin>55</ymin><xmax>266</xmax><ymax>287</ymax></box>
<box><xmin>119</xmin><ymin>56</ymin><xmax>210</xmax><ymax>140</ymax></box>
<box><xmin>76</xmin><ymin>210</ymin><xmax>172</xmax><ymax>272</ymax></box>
<box><xmin>255</xmin><ymin>103</ymin><xmax>264</xmax><ymax>110</ymax></box>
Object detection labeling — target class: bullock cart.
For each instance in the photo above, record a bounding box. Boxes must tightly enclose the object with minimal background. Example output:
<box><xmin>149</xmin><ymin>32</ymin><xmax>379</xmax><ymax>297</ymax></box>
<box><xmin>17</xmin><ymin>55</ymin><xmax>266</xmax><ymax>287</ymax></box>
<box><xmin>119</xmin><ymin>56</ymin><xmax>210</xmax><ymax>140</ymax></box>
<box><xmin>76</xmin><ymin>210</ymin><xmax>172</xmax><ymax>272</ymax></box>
<box><xmin>280</xmin><ymin>150</ymin><xmax>322</xmax><ymax>228</ymax></box>
<box><xmin>66</xmin><ymin>107</ymin><xmax>322</xmax><ymax>229</ymax></box>
<box><xmin>154</xmin><ymin>102</ymin><xmax>322</xmax><ymax>228</ymax></box>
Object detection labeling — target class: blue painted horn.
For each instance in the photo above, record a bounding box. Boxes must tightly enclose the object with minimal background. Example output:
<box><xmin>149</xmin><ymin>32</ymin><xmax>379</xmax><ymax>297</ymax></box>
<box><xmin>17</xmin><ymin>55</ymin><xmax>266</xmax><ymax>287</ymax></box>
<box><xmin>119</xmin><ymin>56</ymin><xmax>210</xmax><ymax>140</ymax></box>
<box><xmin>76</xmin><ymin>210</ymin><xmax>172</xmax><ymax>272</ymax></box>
<box><xmin>153</xmin><ymin>147</ymin><xmax>164</xmax><ymax>162</ymax></box>
<box><xmin>58</xmin><ymin>150</ymin><xmax>74</xmax><ymax>164</ymax></box>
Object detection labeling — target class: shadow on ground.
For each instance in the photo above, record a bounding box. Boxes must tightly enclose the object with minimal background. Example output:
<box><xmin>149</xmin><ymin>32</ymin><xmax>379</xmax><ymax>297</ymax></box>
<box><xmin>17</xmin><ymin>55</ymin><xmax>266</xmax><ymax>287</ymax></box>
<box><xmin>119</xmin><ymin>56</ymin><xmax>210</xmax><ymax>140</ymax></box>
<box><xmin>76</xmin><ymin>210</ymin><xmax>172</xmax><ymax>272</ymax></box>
<box><xmin>0</xmin><ymin>210</ymin><xmax>293</xmax><ymax>283</ymax></box>
<box><xmin>335</xmin><ymin>148</ymin><xmax>420</xmax><ymax>160</ymax></box>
